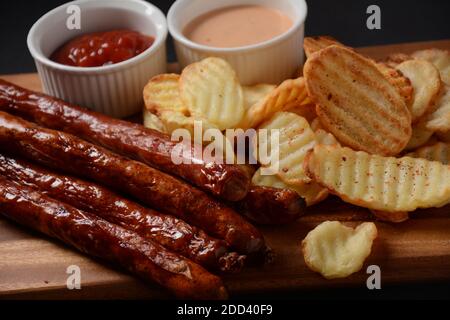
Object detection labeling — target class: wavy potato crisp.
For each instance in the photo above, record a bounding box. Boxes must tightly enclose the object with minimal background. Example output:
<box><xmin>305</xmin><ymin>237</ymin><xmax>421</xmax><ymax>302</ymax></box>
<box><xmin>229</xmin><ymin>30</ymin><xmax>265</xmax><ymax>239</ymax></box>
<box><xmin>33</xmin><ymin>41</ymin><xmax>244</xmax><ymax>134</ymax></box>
<box><xmin>305</xmin><ymin>45</ymin><xmax>412</xmax><ymax>156</ymax></box>
<box><xmin>302</xmin><ymin>221</ymin><xmax>377</xmax><ymax>279</ymax></box>
<box><xmin>305</xmin><ymin>145</ymin><xmax>450</xmax><ymax>212</ymax></box>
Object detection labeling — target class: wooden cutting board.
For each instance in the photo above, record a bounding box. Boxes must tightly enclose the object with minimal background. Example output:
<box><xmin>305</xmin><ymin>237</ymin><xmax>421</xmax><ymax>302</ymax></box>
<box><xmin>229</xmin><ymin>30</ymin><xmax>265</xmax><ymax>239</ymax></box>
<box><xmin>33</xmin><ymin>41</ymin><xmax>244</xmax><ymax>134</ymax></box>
<box><xmin>1</xmin><ymin>40</ymin><xmax>449</xmax><ymax>299</ymax></box>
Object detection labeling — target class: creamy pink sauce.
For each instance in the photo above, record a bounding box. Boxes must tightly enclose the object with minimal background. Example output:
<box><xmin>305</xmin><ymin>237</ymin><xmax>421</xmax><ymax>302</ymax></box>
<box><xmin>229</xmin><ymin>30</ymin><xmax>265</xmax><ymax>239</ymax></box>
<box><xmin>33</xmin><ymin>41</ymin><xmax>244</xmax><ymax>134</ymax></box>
<box><xmin>183</xmin><ymin>5</ymin><xmax>293</xmax><ymax>48</ymax></box>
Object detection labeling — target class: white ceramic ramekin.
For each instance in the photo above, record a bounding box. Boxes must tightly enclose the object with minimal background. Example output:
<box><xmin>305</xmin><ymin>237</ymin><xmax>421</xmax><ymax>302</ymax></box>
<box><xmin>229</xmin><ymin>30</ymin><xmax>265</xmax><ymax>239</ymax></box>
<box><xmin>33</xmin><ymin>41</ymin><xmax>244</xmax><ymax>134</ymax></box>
<box><xmin>27</xmin><ymin>0</ymin><xmax>167</xmax><ymax>118</ymax></box>
<box><xmin>168</xmin><ymin>0</ymin><xmax>307</xmax><ymax>85</ymax></box>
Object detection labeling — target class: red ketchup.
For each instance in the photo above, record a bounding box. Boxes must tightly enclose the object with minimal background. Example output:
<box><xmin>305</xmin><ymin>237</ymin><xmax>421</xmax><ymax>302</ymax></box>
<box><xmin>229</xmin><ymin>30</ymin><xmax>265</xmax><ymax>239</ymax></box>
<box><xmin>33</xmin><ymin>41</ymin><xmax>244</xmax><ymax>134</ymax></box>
<box><xmin>51</xmin><ymin>30</ymin><xmax>155</xmax><ymax>67</ymax></box>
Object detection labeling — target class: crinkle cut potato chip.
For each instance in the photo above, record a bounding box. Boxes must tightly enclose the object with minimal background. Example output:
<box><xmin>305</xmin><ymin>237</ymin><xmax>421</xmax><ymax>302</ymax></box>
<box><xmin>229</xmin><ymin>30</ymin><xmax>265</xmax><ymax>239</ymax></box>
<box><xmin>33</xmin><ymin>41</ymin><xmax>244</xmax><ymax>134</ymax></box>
<box><xmin>304</xmin><ymin>45</ymin><xmax>412</xmax><ymax>156</ymax></box>
<box><xmin>305</xmin><ymin>144</ymin><xmax>450</xmax><ymax>212</ymax></box>
<box><xmin>243</xmin><ymin>84</ymin><xmax>276</xmax><ymax>110</ymax></box>
<box><xmin>143</xmin><ymin>73</ymin><xmax>186</xmax><ymax>114</ymax></box>
<box><xmin>309</xmin><ymin>118</ymin><xmax>341</xmax><ymax>146</ymax></box>
<box><xmin>257</xmin><ymin>112</ymin><xmax>316</xmax><ymax>185</ymax></box>
<box><xmin>425</xmin><ymin>85</ymin><xmax>450</xmax><ymax>132</ymax></box>
<box><xmin>142</xmin><ymin>108</ymin><xmax>167</xmax><ymax>133</ymax></box>
<box><xmin>302</xmin><ymin>221</ymin><xmax>377</xmax><ymax>279</ymax></box>
<box><xmin>412</xmin><ymin>49</ymin><xmax>450</xmax><ymax>86</ymax></box>
<box><xmin>382</xmin><ymin>53</ymin><xmax>412</xmax><ymax>68</ymax></box>
<box><xmin>286</xmin><ymin>103</ymin><xmax>317</xmax><ymax>123</ymax></box>
<box><xmin>159</xmin><ymin>110</ymin><xmax>219</xmax><ymax>135</ymax></box>
<box><xmin>303</xmin><ymin>37</ymin><xmax>414</xmax><ymax>107</ymax></box>
<box><xmin>377</xmin><ymin>63</ymin><xmax>414</xmax><ymax>107</ymax></box>
<box><xmin>310</xmin><ymin>118</ymin><xmax>323</xmax><ymax>132</ymax></box>
<box><xmin>407</xmin><ymin>142</ymin><xmax>450</xmax><ymax>165</ymax></box>
<box><xmin>252</xmin><ymin>168</ymin><xmax>328</xmax><ymax>207</ymax></box>
<box><xmin>303</xmin><ymin>36</ymin><xmax>347</xmax><ymax>59</ymax></box>
<box><xmin>314</xmin><ymin>129</ymin><xmax>340</xmax><ymax>146</ymax></box>
<box><xmin>179</xmin><ymin>57</ymin><xmax>245</xmax><ymax>130</ymax></box>
<box><xmin>403</xmin><ymin>119</ymin><xmax>435</xmax><ymax>151</ymax></box>
<box><xmin>239</xmin><ymin>77</ymin><xmax>310</xmax><ymax>129</ymax></box>
<box><xmin>255</xmin><ymin>112</ymin><xmax>339</xmax><ymax>193</ymax></box>
<box><xmin>396</xmin><ymin>60</ymin><xmax>442</xmax><ymax>123</ymax></box>
<box><xmin>162</xmin><ymin>110</ymin><xmax>236</xmax><ymax>163</ymax></box>
<box><xmin>143</xmin><ymin>73</ymin><xmax>219</xmax><ymax>135</ymax></box>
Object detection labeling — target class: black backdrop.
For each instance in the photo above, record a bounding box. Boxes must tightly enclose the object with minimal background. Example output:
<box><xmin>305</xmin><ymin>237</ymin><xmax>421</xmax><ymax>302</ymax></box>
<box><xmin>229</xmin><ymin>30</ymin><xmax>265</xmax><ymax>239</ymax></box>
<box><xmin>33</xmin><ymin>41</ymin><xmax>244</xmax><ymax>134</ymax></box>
<box><xmin>0</xmin><ymin>0</ymin><xmax>448</xmax><ymax>74</ymax></box>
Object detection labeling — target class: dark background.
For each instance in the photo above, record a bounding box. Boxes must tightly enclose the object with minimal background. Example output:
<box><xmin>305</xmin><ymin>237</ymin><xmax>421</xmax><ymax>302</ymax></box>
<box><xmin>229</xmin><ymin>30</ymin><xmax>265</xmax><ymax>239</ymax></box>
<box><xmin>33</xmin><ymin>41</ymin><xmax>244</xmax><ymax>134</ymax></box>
<box><xmin>0</xmin><ymin>0</ymin><xmax>448</xmax><ymax>74</ymax></box>
<box><xmin>0</xmin><ymin>0</ymin><xmax>449</xmax><ymax>300</ymax></box>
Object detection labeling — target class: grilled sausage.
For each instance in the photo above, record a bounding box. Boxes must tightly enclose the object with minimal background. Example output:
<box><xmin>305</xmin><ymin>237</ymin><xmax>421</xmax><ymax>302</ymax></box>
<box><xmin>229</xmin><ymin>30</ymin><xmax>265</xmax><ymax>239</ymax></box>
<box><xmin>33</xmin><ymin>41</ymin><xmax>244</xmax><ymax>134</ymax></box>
<box><xmin>0</xmin><ymin>153</ymin><xmax>245</xmax><ymax>272</ymax></box>
<box><xmin>0</xmin><ymin>177</ymin><xmax>228</xmax><ymax>299</ymax></box>
<box><xmin>0</xmin><ymin>112</ymin><xmax>265</xmax><ymax>255</ymax></box>
<box><xmin>235</xmin><ymin>186</ymin><xmax>306</xmax><ymax>225</ymax></box>
<box><xmin>0</xmin><ymin>79</ymin><xmax>250</xmax><ymax>201</ymax></box>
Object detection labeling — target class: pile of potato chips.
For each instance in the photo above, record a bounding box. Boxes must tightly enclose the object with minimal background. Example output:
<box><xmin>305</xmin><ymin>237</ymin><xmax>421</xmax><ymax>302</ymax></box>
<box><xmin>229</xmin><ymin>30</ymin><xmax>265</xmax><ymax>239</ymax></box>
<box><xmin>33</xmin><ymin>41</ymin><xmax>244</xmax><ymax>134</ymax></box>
<box><xmin>142</xmin><ymin>36</ymin><xmax>449</xmax><ymax>279</ymax></box>
<box><xmin>143</xmin><ymin>36</ymin><xmax>450</xmax><ymax>221</ymax></box>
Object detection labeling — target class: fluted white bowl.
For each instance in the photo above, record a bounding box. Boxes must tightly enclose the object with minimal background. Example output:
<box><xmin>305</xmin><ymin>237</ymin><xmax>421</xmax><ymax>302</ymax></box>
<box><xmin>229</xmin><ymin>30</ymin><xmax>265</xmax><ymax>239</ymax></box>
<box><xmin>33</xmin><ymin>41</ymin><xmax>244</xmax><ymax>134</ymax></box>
<box><xmin>168</xmin><ymin>0</ymin><xmax>307</xmax><ymax>85</ymax></box>
<box><xmin>27</xmin><ymin>0</ymin><xmax>167</xmax><ymax>118</ymax></box>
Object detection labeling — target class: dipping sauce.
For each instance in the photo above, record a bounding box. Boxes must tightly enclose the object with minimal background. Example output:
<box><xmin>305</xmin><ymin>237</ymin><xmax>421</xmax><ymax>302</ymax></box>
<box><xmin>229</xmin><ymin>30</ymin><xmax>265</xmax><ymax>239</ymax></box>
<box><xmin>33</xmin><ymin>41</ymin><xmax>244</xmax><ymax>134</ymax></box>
<box><xmin>183</xmin><ymin>5</ymin><xmax>293</xmax><ymax>48</ymax></box>
<box><xmin>51</xmin><ymin>30</ymin><xmax>154</xmax><ymax>67</ymax></box>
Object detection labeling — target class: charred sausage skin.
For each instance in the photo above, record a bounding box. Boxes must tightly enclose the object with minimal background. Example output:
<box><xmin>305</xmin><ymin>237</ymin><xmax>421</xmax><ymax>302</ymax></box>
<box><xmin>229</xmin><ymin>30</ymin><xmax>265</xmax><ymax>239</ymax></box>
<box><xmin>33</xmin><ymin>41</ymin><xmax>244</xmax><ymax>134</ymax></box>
<box><xmin>0</xmin><ymin>154</ymin><xmax>245</xmax><ymax>272</ymax></box>
<box><xmin>235</xmin><ymin>186</ymin><xmax>306</xmax><ymax>225</ymax></box>
<box><xmin>0</xmin><ymin>177</ymin><xmax>228</xmax><ymax>299</ymax></box>
<box><xmin>0</xmin><ymin>79</ymin><xmax>250</xmax><ymax>201</ymax></box>
<box><xmin>0</xmin><ymin>112</ymin><xmax>265</xmax><ymax>256</ymax></box>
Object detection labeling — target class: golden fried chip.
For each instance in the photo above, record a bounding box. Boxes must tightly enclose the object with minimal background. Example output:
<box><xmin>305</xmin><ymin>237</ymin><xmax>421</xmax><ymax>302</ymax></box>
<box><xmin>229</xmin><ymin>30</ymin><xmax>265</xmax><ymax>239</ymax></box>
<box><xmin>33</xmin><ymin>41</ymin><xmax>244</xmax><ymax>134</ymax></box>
<box><xmin>309</xmin><ymin>118</ymin><xmax>324</xmax><ymax>132</ymax></box>
<box><xmin>406</xmin><ymin>141</ymin><xmax>450</xmax><ymax>165</ymax></box>
<box><xmin>303</xmin><ymin>36</ymin><xmax>347</xmax><ymax>59</ymax></box>
<box><xmin>381</xmin><ymin>53</ymin><xmax>412</xmax><ymax>68</ymax></box>
<box><xmin>285</xmin><ymin>103</ymin><xmax>317</xmax><ymax>123</ymax></box>
<box><xmin>142</xmin><ymin>108</ymin><xmax>167</xmax><ymax>133</ymax></box>
<box><xmin>304</xmin><ymin>38</ymin><xmax>413</xmax><ymax>105</ymax></box>
<box><xmin>257</xmin><ymin>112</ymin><xmax>316</xmax><ymax>185</ymax></box>
<box><xmin>371</xmin><ymin>210</ymin><xmax>409</xmax><ymax>223</ymax></box>
<box><xmin>252</xmin><ymin>168</ymin><xmax>328</xmax><ymax>207</ymax></box>
<box><xmin>159</xmin><ymin>110</ymin><xmax>218</xmax><ymax>135</ymax></box>
<box><xmin>243</xmin><ymin>84</ymin><xmax>276</xmax><ymax>109</ymax></box>
<box><xmin>304</xmin><ymin>45</ymin><xmax>412</xmax><ymax>156</ymax></box>
<box><xmin>412</xmin><ymin>49</ymin><xmax>450</xmax><ymax>85</ymax></box>
<box><xmin>396</xmin><ymin>60</ymin><xmax>442</xmax><ymax>123</ymax></box>
<box><xmin>143</xmin><ymin>73</ymin><xmax>185</xmax><ymax>114</ymax></box>
<box><xmin>161</xmin><ymin>111</ymin><xmax>236</xmax><ymax>164</ymax></box>
<box><xmin>302</xmin><ymin>221</ymin><xmax>377</xmax><ymax>279</ymax></box>
<box><xmin>180</xmin><ymin>57</ymin><xmax>245</xmax><ymax>130</ymax></box>
<box><xmin>377</xmin><ymin>63</ymin><xmax>414</xmax><ymax>107</ymax></box>
<box><xmin>314</xmin><ymin>129</ymin><xmax>340</xmax><ymax>146</ymax></box>
<box><xmin>425</xmin><ymin>86</ymin><xmax>450</xmax><ymax>132</ymax></box>
<box><xmin>404</xmin><ymin>119</ymin><xmax>435</xmax><ymax>151</ymax></box>
<box><xmin>305</xmin><ymin>144</ymin><xmax>450</xmax><ymax>212</ymax></box>
<box><xmin>143</xmin><ymin>73</ymin><xmax>211</xmax><ymax>134</ymax></box>
<box><xmin>239</xmin><ymin>77</ymin><xmax>310</xmax><ymax>129</ymax></box>
<box><xmin>309</xmin><ymin>118</ymin><xmax>341</xmax><ymax>146</ymax></box>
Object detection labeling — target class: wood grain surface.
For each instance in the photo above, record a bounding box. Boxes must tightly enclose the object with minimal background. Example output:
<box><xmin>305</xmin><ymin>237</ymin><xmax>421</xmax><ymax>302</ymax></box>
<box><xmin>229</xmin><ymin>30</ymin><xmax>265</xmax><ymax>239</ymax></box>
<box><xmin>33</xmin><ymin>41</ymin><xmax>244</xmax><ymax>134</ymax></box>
<box><xmin>0</xmin><ymin>40</ymin><xmax>449</xmax><ymax>299</ymax></box>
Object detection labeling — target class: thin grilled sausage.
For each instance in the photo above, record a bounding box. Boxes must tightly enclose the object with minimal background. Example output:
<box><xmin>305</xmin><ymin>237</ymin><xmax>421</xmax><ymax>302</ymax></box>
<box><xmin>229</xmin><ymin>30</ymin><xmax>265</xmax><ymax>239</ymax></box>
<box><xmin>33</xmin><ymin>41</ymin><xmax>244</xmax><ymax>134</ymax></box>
<box><xmin>0</xmin><ymin>177</ymin><xmax>228</xmax><ymax>299</ymax></box>
<box><xmin>0</xmin><ymin>112</ymin><xmax>265</xmax><ymax>255</ymax></box>
<box><xmin>0</xmin><ymin>154</ymin><xmax>245</xmax><ymax>272</ymax></box>
<box><xmin>0</xmin><ymin>79</ymin><xmax>250</xmax><ymax>201</ymax></box>
<box><xmin>235</xmin><ymin>186</ymin><xmax>306</xmax><ymax>225</ymax></box>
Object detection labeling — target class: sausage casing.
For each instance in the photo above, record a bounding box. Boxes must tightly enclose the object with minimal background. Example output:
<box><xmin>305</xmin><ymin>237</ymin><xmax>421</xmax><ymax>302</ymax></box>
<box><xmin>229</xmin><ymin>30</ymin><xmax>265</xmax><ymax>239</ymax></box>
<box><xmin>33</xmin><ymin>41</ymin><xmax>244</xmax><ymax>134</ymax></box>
<box><xmin>0</xmin><ymin>112</ymin><xmax>265</xmax><ymax>255</ymax></box>
<box><xmin>0</xmin><ymin>79</ymin><xmax>250</xmax><ymax>201</ymax></box>
<box><xmin>235</xmin><ymin>186</ymin><xmax>306</xmax><ymax>225</ymax></box>
<box><xmin>0</xmin><ymin>177</ymin><xmax>228</xmax><ymax>299</ymax></box>
<box><xmin>0</xmin><ymin>153</ymin><xmax>244</xmax><ymax>272</ymax></box>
